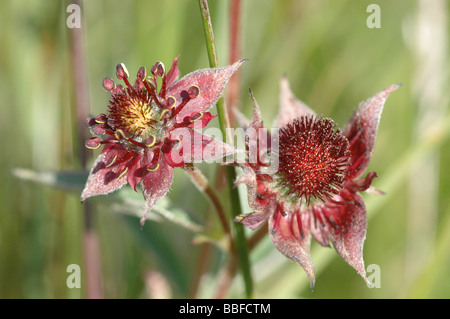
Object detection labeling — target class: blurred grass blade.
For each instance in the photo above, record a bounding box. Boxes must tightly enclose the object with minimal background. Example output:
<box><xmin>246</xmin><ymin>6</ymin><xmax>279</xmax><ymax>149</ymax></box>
<box><xmin>123</xmin><ymin>214</ymin><xmax>191</xmax><ymax>296</ymax></box>
<box><xmin>12</xmin><ymin>168</ymin><xmax>87</xmax><ymax>192</ymax></box>
<box><xmin>12</xmin><ymin>168</ymin><xmax>204</xmax><ymax>234</ymax></box>
<box><xmin>198</xmin><ymin>0</ymin><xmax>253</xmax><ymax>298</ymax></box>
<box><xmin>109</xmin><ymin>196</ymin><xmax>204</xmax><ymax>234</ymax></box>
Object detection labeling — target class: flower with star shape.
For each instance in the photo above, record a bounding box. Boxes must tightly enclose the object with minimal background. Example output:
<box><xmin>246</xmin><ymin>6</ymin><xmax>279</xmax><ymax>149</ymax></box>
<box><xmin>235</xmin><ymin>78</ymin><xmax>400</xmax><ymax>288</ymax></box>
<box><xmin>82</xmin><ymin>57</ymin><xmax>243</xmax><ymax>226</ymax></box>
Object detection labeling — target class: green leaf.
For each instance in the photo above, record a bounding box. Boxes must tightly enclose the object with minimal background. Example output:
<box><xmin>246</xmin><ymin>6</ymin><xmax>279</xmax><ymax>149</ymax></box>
<box><xmin>12</xmin><ymin>168</ymin><xmax>204</xmax><ymax>234</ymax></box>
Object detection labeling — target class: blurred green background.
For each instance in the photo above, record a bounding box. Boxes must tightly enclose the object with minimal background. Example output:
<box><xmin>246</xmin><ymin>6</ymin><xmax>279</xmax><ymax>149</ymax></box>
<box><xmin>1</xmin><ymin>0</ymin><xmax>449</xmax><ymax>299</ymax></box>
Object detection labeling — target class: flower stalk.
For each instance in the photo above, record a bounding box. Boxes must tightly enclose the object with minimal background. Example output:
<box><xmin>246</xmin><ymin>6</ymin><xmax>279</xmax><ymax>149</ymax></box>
<box><xmin>198</xmin><ymin>0</ymin><xmax>253</xmax><ymax>298</ymax></box>
<box><xmin>69</xmin><ymin>0</ymin><xmax>103</xmax><ymax>299</ymax></box>
<box><xmin>184</xmin><ymin>163</ymin><xmax>231</xmax><ymax>239</ymax></box>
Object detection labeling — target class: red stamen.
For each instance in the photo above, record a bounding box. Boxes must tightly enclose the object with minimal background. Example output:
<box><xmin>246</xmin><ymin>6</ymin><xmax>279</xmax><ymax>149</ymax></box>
<box><xmin>277</xmin><ymin>116</ymin><xmax>350</xmax><ymax>205</ymax></box>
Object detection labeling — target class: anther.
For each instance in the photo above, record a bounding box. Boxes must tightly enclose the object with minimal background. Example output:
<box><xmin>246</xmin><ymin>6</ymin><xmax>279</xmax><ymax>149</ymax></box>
<box><xmin>137</xmin><ymin>67</ymin><xmax>146</xmax><ymax>81</ymax></box>
<box><xmin>151</xmin><ymin>62</ymin><xmax>165</xmax><ymax>77</ymax></box>
<box><xmin>106</xmin><ymin>155</ymin><xmax>117</xmax><ymax>168</ymax></box>
<box><xmin>116</xmin><ymin>63</ymin><xmax>129</xmax><ymax>80</ymax></box>
<box><xmin>166</xmin><ymin>96</ymin><xmax>176</xmax><ymax>108</ymax></box>
<box><xmin>116</xmin><ymin>63</ymin><xmax>131</xmax><ymax>87</ymax></box>
<box><xmin>190</xmin><ymin>112</ymin><xmax>203</xmax><ymax>122</ymax></box>
<box><xmin>91</xmin><ymin>124</ymin><xmax>106</xmax><ymax>135</ymax></box>
<box><xmin>102</xmin><ymin>78</ymin><xmax>115</xmax><ymax>91</ymax></box>
<box><xmin>144</xmin><ymin>136</ymin><xmax>156</xmax><ymax>148</ymax></box>
<box><xmin>114</xmin><ymin>129</ymin><xmax>127</xmax><ymax>140</ymax></box>
<box><xmin>85</xmin><ymin>117</ymin><xmax>97</xmax><ymax>127</ymax></box>
<box><xmin>147</xmin><ymin>162</ymin><xmax>160</xmax><ymax>172</ymax></box>
<box><xmin>95</xmin><ymin>114</ymin><xmax>107</xmax><ymax>124</ymax></box>
<box><xmin>159</xmin><ymin>109</ymin><xmax>170</xmax><ymax>120</ymax></box>
<box><xmin>116</xmin><ymin>167</ymin><xmax>128</xmax><ymax>180</ymax></box>
<box><xmin>85</xmin><ymin>137</ymin><xmax>101</xmax><ymax>149</ymax></box>
<box><xmin>171</xmin><ymin>138</ymin><xmax>181</xmax><ymax>150</ymax></box>
<box><xmin>188</xmin><ymin>85</ymin><xmax>200</xmax><ymax>99</ymax></box>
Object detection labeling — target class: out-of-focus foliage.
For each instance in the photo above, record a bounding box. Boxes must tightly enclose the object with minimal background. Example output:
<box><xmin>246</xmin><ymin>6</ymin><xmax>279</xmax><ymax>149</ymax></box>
<box><xmin>1</xmin><ymin>0</ymin><xmax>449</xmax><ymax>298</ymax></box>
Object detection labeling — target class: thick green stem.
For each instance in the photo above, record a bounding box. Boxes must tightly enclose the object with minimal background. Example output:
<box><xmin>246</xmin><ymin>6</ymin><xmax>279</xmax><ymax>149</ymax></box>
<box><xmin>198</xmin><ymin>0</ymin><xmax>253</xmax><ymax>298</ymax></box>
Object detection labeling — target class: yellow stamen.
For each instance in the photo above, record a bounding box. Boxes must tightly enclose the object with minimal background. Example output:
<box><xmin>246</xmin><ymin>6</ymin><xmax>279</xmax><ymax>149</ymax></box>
<box><xmin>191</xmin><ymin>112</ymin><xmax>203</xmax><ymax>122</ymax></box>
<box><xmin>117</xmin><ymin>167</ymin><xmax>128</xmax><ymax>180</ymax></box>
<box><xmin>115</xmin><ymin>129</ymin><xmax>126</xmax><ymax>140</ymax></box>
<box><xmin>85</xmin><ymin>142</ymin><xmax>101</xmax><ymax>150</ymax></box>
<box><xmin>172</xmin><ymin>138</ymin><xmax>182</xmax><ymax>150</ymax></box>
<box><xmin>147</xmin><ymin>163</ymin><xmax>159</xmax><ymax>172</ymax></box>
<box><xmin>159</xmin><ymin>109</ymin><xmax>169</xmax><ymax>120</ymax></box>
<box><xmin>145</xmin><ymin>136</ymin><xmax>156</xmax><ymax>148</ymax></box>
<box><xmin>106</xmin><ymin>155</ymin><xmax>117</xmax><ymax>168</ymax></box>
<box><xmin>167</xmin><ymin>96</ymin><xmax>176</xmax><ymax>108</ymax></box>
<box><xmin>191</xmin><ymin>85</ymin><xmax>200</xmax><ymax>98</ymax></box>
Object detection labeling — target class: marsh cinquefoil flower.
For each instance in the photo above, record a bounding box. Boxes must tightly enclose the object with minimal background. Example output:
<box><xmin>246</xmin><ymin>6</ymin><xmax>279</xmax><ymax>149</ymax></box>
<box><xmin>81</xmin><ymin>57</ymin><xmax>243</xmax><ymax>225</ymax></box>
<box><xmin>235</xmin><ymin>78</ymin><xmax>400</xmax><ymax>288</ymax></box>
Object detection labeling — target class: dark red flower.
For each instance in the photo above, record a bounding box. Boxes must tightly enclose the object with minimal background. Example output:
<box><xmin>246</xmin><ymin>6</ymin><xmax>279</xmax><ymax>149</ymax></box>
<box><xmin>235</xmin><ymin>77</ymin><xmax>400</xmax><ymax>288</ymax></box>
<box><xmin>81</xmin><ymin>57</ymin><xmax>243</xmax><ymax>226</ymax></box>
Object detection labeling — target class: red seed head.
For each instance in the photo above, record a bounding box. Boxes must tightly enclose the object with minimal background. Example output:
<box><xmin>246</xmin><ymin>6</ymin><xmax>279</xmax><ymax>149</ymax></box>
<box><xmin>277</xmin><ymin>116</ymin><xmax>350</xmax><ymax>205</ymax></box>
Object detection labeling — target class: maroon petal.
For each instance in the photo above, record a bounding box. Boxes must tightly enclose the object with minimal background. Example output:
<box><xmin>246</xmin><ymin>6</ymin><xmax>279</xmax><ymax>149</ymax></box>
<box><xmin>177</xmin><ymin>111</ymin><xmax>217</xmax><ymax>129</ymax></box>
<box><xmin>312</xmin><ymin>192</ymin><xmax>371</xmax><ymax>285</ymax></box>
<box><xmin>269</xmin><ymin>208</ymin><xmax>315</xmax><ymax>289</ymax></box>
<box><xmin>275</xmin><ymin>76</ymin><xmax>315</xmax><ymax>128</ymax></box>
<box><xmin>309</xmin><ymin>205</ymin><xmax>332</xmax><ymax>247</ymax></box>
<box><xmin>345</xmin><ymin>171</ymin><xmax>378</xmax><ymax>193</ymax></box>
<box><xmin>343</xmin><ymin>84</ymin><xmax>401</xmax><ymax>179</ymax></box>
<box><xmin>167</xmin><ymin>60</ymin><xmax>244</xmax><ymax>120</ymax></box>
<box><xmin>126</xmin><ymin>152</ymin><xmax>144</xmax><ymax>192</ymax></box>
<box><xmin>165</xmin><ymin>55</ymin><xmax>180</xmax><ymax>88</ymax></box>
<box><xmin>235</xmin><ymin>208</ymin><xmax>273</xmax><ymax>230</ymax></box>
<box><xmin>234</xmin><ymin>166</ymin><xmax>275</xmax><ymax>229</ymax></box>
<box><xmin>140</xmin><ymin>156</ymin><xmax>174</xmax><ymax>227</ymax></box>
<box><xmin>245</xmin><ymin>92</ymin><xmax>273</xmax><ymax>168</ymax></box>
<box><xmin>81</xmin><ymin>144</ymin><xmax>129</xmax><ymax>201</ymax></box>
<box><xmin>169</xmin><ymin>127</ymin><xmax>242</xmax><ymax>164</ymax></box>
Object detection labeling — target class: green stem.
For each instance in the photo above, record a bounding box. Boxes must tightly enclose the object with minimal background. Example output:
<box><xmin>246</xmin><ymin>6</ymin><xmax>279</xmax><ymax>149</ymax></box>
<box><xmin>198</xmin><ymin>0</ymin><xmax>253</xmax><ymax>298</ymax></box>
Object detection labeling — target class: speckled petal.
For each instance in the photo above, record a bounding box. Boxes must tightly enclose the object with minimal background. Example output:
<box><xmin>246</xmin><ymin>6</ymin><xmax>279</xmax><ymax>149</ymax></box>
<box><xmin>269</xmin><ymin>208</ymin><xmax>315</xmax><ymax>290</ymax></box>
<box><xmin>311</xmin><ymin>191</ymin><xmax>371</xmax><ymax>286</ymax></box>
<box><xmin>343</xmin><ymin>84</ymin><xmax>401</xmax><ymax>179</ymax></box>
<box><xmin>140</xmin><ymin>156</ymin><xmax>174</xmax><ymax>227</ymax></box>
<box><xmin>81</xmin><ymin>143</ymin><xmax>130</xmax><ymax>201</ymax></box>
<box><xmin>167</xmin><ymin>60</ymin><xmax>244</xmax><ymax>120</ymax></box>
<box><xmin>275</xmin><ymin>76</ymin><xmax>315</xmax><ymax>128</ymax></box>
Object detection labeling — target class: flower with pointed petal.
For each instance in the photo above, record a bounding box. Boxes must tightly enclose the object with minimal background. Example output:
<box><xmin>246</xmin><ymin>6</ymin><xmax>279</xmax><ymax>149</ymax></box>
<box><xmin>235</xmin><ymin>77</ymin><xmax>400</xmax><ymax>289</ymax></box>
<box><xmin>82</xmin><ymin>57</ymin><xmax>244</xmax><ymax>226</ymax></box>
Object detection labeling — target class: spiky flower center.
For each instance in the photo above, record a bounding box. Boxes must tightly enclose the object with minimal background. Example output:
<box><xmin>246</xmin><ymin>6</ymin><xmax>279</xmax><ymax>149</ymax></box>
<box><xmin>85</xmin><ymin>62</ymin><xmax>201</xmax><ymax>160</ymax></box>
<box><xmin>107</xmin><ymin>87</ymin><xmax>160</xmax><ymax>140</ymax></box>
<box><xmin>276</xmin><ymin>116</ymin><xmax>350</xmax><ymax>205</ymax></box>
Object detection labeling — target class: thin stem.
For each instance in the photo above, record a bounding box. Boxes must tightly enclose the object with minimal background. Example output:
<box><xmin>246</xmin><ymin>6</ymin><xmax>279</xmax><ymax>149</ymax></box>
<box><xmin>213</xmin><ymin>254</ymin><xmax>239</xmax><ymax>299</ymax></box>
<box><xmin>198</xmin><ymin>0</ymin><xmax>253</xmax><ymax>298</ymax></box>
<box><xmin>214</xmin><ymin>222</ymin><xmax>267</xmax><ymax>298</ymax></box>
<box><xmin>228</xmin><ymin>0</ymin><xmax>242</xmax><ymax>125</ymax></box>
<box><xmin>189</xmin><ymin>243</ymin><xmax>213</xmax><ymax>298</ymax></box>
<box><xmin>69</xmin><ymin>0</ymin><xmax>103</xmax><ymax>299</ymax></box>
<box><xmin>184</xmin><ymin>164</ymin><xmax>231</xmax><ymax>237</ymax></box>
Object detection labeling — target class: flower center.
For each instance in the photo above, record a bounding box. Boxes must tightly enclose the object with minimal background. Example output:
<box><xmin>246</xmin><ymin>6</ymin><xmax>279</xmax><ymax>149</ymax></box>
<box><xmin>276</xmin><ymin>116</ymin><xmax>350</xmax><ymax>205</ymax></box>
<box><xmin>107</xmin><ymin>87</ymin><xmax>161</xmax><ymax>140</ymax></box>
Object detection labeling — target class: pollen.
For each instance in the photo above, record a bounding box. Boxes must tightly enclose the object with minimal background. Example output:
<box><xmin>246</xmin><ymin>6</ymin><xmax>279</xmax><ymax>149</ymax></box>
<box><xmin>107</xmin><ymin>87</ymin><xmax>158</xmax><ymax>139</ymax></box>
<box><xmin>276</xmin><ymin>116</ymin><xmax>350</xmax><ymax>205</ymax></box>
